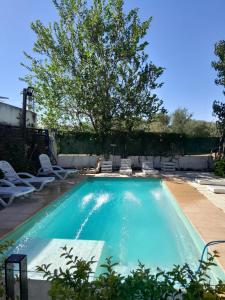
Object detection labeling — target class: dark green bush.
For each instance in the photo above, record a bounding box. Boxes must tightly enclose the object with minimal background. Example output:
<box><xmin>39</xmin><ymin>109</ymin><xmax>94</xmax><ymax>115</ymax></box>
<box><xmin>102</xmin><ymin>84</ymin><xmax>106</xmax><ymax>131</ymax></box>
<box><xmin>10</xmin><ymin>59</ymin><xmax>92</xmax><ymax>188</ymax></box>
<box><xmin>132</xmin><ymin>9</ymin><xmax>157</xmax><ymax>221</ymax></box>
<box><xmin>214</xmin><ymin>159</ymin><xmax>225</xmax><ymax>177</ymax></box>
<box><xmin>0</xmin><ymin>241</ymin><xmax>13</xmax><ymax>298</ymax></box>
<box><xmin>37</xmin><ymin>246</ymin><xmax>225</xmax><ymax>300</ymax></box>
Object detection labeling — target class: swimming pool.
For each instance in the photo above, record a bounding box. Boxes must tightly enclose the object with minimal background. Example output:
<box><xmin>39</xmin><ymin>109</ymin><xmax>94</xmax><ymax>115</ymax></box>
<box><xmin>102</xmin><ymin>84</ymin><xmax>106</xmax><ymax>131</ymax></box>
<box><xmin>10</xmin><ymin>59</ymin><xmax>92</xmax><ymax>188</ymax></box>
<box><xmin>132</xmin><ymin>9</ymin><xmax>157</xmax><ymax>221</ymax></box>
<box><xmin>2</xmin><ymin>178</ymin><xmax>224</xmax><ymax>279</ymax></box>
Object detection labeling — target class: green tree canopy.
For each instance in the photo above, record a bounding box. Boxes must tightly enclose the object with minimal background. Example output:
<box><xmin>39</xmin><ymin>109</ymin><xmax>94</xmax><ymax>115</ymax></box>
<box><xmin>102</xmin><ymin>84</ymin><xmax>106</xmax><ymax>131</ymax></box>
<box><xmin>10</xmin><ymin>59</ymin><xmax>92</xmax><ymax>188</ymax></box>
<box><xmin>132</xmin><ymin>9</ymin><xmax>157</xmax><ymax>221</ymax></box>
<box><xmin>170</xmin><ymin>108</ymin><xmax>192</xmax><ymax>134</ymax></box>
<box><xmin>130</xmin><ymin>108</ymin><xmax>217</xmax><ymax>137</ymax></box>
<box><xmin>212</xmin><ymin>40</ymin><xmax>225</xmax><ymax>152</ymax></box>
<box><xmin>158</xmin><ymin>108</ymin><xmax>217</xmax><ymax>137</ymax></box>
<box><xmin>148</xmin><ymin>112</ymin><xmax>170</xmax><ymax>133</ymax></box>
<box><xmin>185</xmin><ymin>119</ymin><xmax>218</xmax><ymax>137</ymax></box>
<box><xmin>212</xmin><ymin>40</ymin><xmax>225</xmax><ymax>94</ymax></box>
<box><xmin>22</xmin><ymin>0</ymin><xmax>164</xmax><ymax>135</ymax></box>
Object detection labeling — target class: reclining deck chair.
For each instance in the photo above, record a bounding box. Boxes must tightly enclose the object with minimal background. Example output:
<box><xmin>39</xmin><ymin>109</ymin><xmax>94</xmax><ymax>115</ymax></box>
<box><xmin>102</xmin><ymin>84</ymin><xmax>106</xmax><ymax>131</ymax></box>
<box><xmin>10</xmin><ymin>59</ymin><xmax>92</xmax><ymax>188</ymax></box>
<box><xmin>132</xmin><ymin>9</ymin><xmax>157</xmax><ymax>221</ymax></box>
<box><xmin>38</xmin><ymin>154</ymin><xmax>79</xmax><ymax>179</ymax></box>
<box><xmin>119</xmin><ymin>159</ymin><xmax>132</xmax><ymax>175</ymax></box>
<box><xmin>0</xmin><ymin>161</ymin><xmax>55</xmax><ymax>191</ymax></box>
<box><xmin>142</xmin><ymin>161</ymin><xmax>159</xmax><ymax>175</ymax></box>
<box><xmin>0</xmin><ymin>179</ymin><xmax>35</xmax><ymax>207</ymax></box>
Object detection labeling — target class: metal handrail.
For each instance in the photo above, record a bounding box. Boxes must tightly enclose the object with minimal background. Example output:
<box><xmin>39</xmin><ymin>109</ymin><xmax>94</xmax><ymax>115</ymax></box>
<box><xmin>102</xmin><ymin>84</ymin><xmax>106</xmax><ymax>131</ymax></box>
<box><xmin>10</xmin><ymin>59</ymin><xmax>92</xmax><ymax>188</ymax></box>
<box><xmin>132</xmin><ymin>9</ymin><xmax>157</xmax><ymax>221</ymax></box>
<box><xmin>197</xmin><ymin>240</ymin><xmax>225</xmax><ymax>273</ymax></box>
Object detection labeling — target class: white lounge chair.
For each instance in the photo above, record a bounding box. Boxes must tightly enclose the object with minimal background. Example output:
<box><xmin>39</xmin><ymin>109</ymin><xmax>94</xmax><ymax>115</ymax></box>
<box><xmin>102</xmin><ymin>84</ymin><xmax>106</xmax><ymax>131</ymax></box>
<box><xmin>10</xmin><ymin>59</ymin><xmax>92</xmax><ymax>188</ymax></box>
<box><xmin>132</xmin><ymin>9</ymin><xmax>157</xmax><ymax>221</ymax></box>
<box><xmin>0</xmin><ymin>179</ymin><xmax>35</xmax><ymax>207</ymax></box>
<box><xmin>38</xmin><ymin>154</ymin><xmax>79</xmax><ymax>179</ymax></box>
<box><xmin>161</xmin><ymin>162</ymin><xmax>176</xmax><ymax>172</ymax></box>
<box><xmin>195</xmin><ymin>178</ymin><xmax>225</xmax><ymax>186</ymax></box>
<box><xmin>119</xmin><ymin>159</ymin><xmax>132</xmax><ymax>175</ymax></box>
<box><xmin>142</xmin><ymin>161</ymin><xmax>159</xmax><ymax>175</ymax></box>
<box><xmin>88</xmin><ymin>159</ymin><xmax>102</xmax><ymax>174</ymax></box>
<box><xmin>101</xmin><ymin>161</ymin><xmax>112</xmax><ymax>173</ymax></box>
<box><xmin>0</xmin><ymin>160</ymin><xmax>55</xmax><ymax>191</ymax></box>
<box><xmin>208</xmin><ymin>186</ymin><xmax>225</xmax><ymax>194</ymax></box>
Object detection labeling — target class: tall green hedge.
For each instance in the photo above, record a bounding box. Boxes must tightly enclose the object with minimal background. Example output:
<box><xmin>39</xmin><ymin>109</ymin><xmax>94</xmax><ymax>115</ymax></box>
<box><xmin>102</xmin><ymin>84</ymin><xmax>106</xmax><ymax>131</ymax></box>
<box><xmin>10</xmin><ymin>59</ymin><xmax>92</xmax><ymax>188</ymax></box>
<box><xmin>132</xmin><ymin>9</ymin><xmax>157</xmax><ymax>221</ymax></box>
<box><xmin>56</xmin><ymin>131</ymin><xmax>219</xmax><ymax>156</ymax></box>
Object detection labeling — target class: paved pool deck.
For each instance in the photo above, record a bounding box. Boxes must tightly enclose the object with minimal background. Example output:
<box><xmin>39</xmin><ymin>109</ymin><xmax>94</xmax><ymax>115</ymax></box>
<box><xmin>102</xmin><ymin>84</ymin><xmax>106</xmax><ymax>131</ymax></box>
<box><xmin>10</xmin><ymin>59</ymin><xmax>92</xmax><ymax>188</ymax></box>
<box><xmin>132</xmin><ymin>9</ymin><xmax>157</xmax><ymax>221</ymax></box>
<box><xmin>1</xmin><ymin>172</ymin><xmax>225</xmax><ymax>272</ymax></box>
<box><xmin>164</xmin><ymin>177</ymin><xmax>225</xmax><ymax>271</ymax></box>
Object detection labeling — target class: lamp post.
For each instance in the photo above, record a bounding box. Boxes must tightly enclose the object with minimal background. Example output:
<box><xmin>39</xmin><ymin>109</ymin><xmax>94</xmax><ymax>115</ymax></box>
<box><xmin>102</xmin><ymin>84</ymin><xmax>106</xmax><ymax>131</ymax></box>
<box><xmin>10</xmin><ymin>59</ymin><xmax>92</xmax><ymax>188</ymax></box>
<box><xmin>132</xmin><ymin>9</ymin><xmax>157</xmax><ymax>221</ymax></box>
<box><xmin>22</xmin><ymin>87</ymin><xmax>34</xmax><ymax>138</ymax></box>
<box><xmin>5</xmin><ymin>254</ymin><xmax>28</xmax><ymax>300</ymax></box>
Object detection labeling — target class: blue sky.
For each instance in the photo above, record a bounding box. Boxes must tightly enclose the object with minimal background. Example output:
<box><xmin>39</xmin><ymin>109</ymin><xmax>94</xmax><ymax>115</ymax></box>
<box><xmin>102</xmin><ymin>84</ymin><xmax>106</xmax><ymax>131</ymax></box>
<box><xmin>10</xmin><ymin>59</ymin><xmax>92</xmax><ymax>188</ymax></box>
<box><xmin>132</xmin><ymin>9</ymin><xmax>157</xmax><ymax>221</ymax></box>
<box><xmin>0</xmin><ymin>0</ymin><xmax>225</xmax><ymax>121</ymax></box>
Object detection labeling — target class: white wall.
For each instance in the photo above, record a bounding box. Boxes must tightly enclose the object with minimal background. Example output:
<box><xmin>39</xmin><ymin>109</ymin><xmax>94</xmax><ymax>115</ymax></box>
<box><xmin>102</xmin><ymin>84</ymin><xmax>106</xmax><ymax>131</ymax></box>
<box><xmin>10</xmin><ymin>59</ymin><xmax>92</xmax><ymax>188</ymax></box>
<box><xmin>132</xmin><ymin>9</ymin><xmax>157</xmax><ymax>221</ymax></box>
<box><xmin>0</xmin><ymin>102</ymin><xmax>36</xmax><ymax>127</ymax></box>
<box><xmin>58</xmin><ymin>154</ymin><xmax>214</xmax><ymax>171</ymax></box>
<box><xmin>58</xmin><ymin>154</ymin><xmax>99</xmax><ymax>169</ymax></box>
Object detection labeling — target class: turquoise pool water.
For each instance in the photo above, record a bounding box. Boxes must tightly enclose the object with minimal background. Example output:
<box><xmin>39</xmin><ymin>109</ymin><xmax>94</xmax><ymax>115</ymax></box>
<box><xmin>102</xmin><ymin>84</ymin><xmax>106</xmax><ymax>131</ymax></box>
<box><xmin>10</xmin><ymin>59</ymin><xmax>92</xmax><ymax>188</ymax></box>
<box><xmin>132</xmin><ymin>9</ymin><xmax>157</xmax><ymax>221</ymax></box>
<box><xmin>2</xmin><ymin>178</ymin><xmax>224</xmax><ymax>279</ymax></box>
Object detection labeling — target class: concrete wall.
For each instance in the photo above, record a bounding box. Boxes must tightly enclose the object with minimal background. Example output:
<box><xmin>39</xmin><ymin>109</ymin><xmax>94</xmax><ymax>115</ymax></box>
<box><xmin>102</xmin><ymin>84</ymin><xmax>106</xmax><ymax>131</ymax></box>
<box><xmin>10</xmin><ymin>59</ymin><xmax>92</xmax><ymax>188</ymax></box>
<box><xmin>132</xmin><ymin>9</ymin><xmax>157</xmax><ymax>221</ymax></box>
<box><xmin>0</xmin><ymin>102</ymin><xmax>36</xmax><ymax>127</ymax></box>
<box><xmin>58</xmin><ymin>154</ymin><xmax>214</xmax><ymax>171</ymax></box>
<box><xmin>9</xmin><ymin>279</ymin><xmax>51</xmax><ymax>300</ymax></box>
<box><xmin>58</xmin><ymin>154</ymin><xmax>99</xmax><ymax>169</ymax></box>
<box><xmin>127</xmin><ymin>155</ymin><xmax>213</xmax><ymax>170</ymax></box>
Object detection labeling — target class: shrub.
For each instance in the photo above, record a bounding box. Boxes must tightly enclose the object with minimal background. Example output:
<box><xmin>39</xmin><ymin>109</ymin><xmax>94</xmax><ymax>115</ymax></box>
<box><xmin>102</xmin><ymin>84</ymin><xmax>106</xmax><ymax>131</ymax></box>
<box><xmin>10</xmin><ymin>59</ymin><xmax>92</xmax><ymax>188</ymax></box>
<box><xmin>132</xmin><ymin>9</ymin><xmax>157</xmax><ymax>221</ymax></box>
<box><xmin>0</xmin><ymin>241</ymin><xmax>13</xmax><ymax>298</ymax></box>
<box><xmin>214</xmin><ymin>159</ymin><xmax>225</xmax><ymax>177</ymax></box>
<box><xmin>37</xmin><ymin>246</ymin><xmax>225</xmax><ymax>300</ymax></box>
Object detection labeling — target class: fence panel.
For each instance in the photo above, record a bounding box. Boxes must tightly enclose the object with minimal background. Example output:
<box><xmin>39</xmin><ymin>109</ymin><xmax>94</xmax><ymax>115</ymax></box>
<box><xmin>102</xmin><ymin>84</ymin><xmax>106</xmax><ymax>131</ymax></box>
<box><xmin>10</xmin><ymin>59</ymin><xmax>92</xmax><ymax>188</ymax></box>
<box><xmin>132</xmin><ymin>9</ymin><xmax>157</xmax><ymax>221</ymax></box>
<box><xmin>56</xmin><ymin>131</ymin><xmax>219</xmax><ymax>156</ymax></box>
<box><xmin>0</xmin><ymin>125</ymin><xmax>49</xmax><ymax>172</ymax></box>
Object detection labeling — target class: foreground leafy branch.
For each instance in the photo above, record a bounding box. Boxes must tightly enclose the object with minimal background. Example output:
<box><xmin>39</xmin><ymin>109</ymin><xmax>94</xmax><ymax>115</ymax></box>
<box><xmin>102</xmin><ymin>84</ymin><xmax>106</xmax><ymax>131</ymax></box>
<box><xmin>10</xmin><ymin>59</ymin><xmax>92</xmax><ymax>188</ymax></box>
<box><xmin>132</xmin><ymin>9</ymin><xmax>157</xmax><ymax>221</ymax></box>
<box><xmin>37</xmin><ymin>246</ymin><xmax>225</xmax><ymax>300</ymax></box>
<box><xmin>0</xmin><ymin>241</ymin><xmax>13</xmax><ymax>298</ymax></box>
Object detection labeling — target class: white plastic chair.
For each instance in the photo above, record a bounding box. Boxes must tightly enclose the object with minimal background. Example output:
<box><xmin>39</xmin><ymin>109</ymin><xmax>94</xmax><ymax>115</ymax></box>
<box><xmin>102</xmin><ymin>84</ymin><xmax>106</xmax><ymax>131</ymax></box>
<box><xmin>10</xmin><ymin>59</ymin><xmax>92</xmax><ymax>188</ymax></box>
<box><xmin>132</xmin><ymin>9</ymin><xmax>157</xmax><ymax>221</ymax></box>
<box><xmin>38</xmin><ymin>154</ymin><xmax>79</xmax><ymax>179</ymax></box>
<box><xmin>142</xmin><ymin>161</ymin><xmax>159</xmax><ymax>175</ymax></box>
<box><xmin>161</xmin><ymin>162</ymin><xmax>176</xmax><ymax>172</ymax></box>
<box><xmin>0</xmin><ymin>179</ymin><xmax>35</xmax><ymax>207</ymax></box>
<box><xmin>0</xmin><ymin>161</ymin><xmax>55</xmax><ymax>191</ymax></box>
<box><xmin>101</xmin><ymin>161</ymin><xmax>112</xmax><ymax>173</ymax></box>
<box><xmin>119</xmin><ymin>159</ymin><xmax>132</xmax><ymax>175</ymax></box>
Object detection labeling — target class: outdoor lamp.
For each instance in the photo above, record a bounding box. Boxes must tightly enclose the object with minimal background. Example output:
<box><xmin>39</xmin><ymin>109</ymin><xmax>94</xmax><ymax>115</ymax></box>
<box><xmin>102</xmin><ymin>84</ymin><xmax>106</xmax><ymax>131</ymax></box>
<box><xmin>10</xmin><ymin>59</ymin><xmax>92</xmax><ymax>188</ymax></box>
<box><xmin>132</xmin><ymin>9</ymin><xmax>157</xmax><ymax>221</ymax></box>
<box><xmin>22</xmin><ymin>86</ymin><xmax>35</xmax><ymax>137</ymax></box>
<box><xmin>27</xmin><ymin>87</ymin><xmax>35</xmax><ymax>111</ymax></box>
<box><xmin>26</xmin><ymin>86</ymin><xmax>34</xmax><ymax>97</ymax></box>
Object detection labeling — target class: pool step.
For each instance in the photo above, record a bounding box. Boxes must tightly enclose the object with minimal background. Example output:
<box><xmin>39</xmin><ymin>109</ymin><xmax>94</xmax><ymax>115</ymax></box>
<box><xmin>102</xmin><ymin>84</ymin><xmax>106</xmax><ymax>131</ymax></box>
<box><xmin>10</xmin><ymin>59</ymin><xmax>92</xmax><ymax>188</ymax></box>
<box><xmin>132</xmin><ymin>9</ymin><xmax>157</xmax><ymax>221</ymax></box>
<box><xmin>13</xmin><ymin>238</ymin><xmax>105</xmax><ymax>280</ymax></box>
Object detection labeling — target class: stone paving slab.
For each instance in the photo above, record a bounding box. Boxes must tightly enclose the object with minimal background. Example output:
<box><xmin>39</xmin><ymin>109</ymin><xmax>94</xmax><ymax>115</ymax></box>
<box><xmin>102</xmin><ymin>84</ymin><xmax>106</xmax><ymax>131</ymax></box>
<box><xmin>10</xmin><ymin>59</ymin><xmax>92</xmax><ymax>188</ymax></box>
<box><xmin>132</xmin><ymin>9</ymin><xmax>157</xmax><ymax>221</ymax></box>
<box><xmin>15</xmin><ymin>238</ymin><xmax>105</xmax><ymax>280</ymax></box>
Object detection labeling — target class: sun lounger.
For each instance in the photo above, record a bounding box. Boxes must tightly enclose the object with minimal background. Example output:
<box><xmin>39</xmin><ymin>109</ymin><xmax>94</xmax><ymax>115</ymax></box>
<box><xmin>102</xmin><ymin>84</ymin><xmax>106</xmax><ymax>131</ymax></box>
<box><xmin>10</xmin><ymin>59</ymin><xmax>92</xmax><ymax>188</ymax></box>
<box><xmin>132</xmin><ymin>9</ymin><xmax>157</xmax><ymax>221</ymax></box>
<box><xmin>161</xmin><ymin>162</ymin><xmax>176</xmax><ymax>172</ymax></box>
<box><xmin>142</xmin><ymin>161</ymin><xmax>159</xmax><ymax>175</ymax></box>
<box><xmin>207</xmin><ymin>186</ymin><xmax>225</xmax><ymax>194</ymax></box>
<box><xmin>0</xmin><ymin>160</ymin><xmax>55</xmax><ymax>191</ymax></box>
<box><xmin>0</xmin><ymin>179</ymin><xmax>35</xmax><ymax>207</ymax></box>
<box><xmin>38</xmin><ymin>154</ymin><xmax>79</xmax><ymax>179</ymax></box>
<box><xmin>88</xmin><ymin>159</ymin><xmax>102</xmax><ymax>174</ymax></box>
<box><xmin>195</xmin><ymin>179</ymin><xmax>225</xmax><ymax>186</ymax></box>
<box><xmin>101</xmin><ymin>161</ymin><xmax>112</xmax><ymax>173</ymax></box>
<box><xmin>119</xmin><ymin>159</ymin><xmax>132</xmax><ymax>175</ymax></box>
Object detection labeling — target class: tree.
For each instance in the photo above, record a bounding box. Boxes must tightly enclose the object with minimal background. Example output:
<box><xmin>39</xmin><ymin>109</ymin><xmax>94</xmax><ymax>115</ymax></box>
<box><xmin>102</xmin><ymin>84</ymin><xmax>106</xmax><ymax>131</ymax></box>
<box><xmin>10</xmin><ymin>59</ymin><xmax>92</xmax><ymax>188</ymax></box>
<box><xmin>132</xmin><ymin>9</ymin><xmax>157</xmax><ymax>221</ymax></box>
<box><xmin>185</xmin><ymin>120</ymin><xmax>218</xmax><ymax>137</ymax></box>
<box><xmin>212</xmin><ymin>41</ymin><xmax>225</xmax><ymax>153</ymax></box>
<box><xmin>171</xmin><ymin>108</ymin><xmax>218</xmax><ymax>137</ymax></box>
<box><xmin>148</xmin><ymin>108</ymin><xmax>217</xmax><ymax>136</ymax></box>
<box><xmin>213</xmin><ymin>101</ymin><xmax>225</xmax><ymax>152</ymax></box>
<box><xmin>22</xmin><ymin>0</ymin><xmax>164</xmax><ymax>135</ymax></box>
<box><xmin>212</xmin><ymin>41</ymin><xmax>225</xmax><ymax>94</ymax></box>
<box><xmin>170</xmin><ymin>108</ymin><xmax>192</xmax><ymax>134</ymax></box>
<box><xmin>149</xmin><ymin>112</ymin><xmax>170</xmax><ymax>132</ymax></box>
